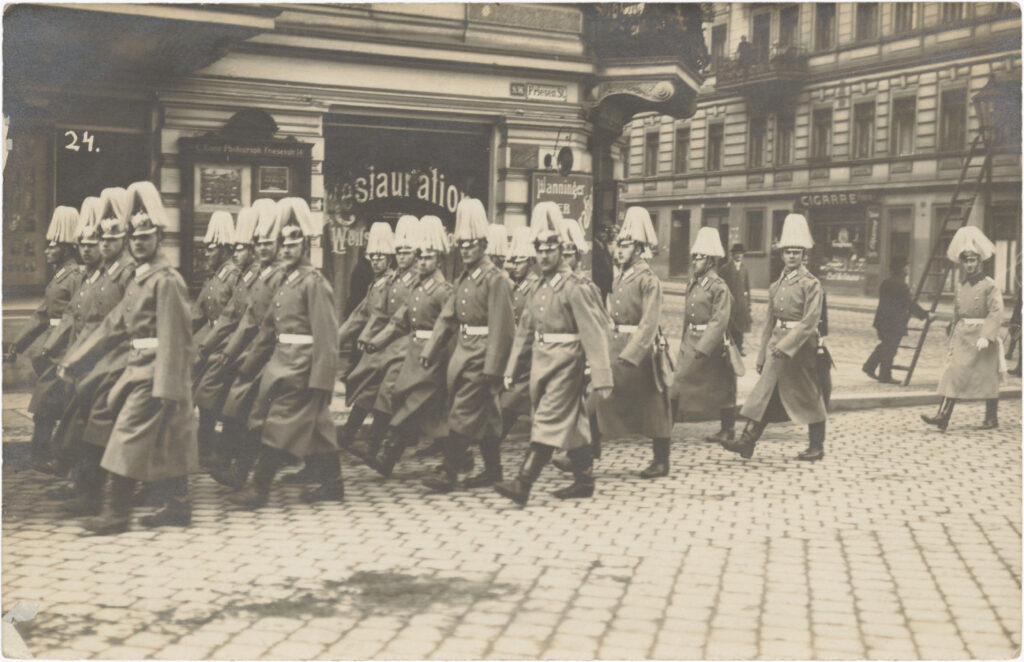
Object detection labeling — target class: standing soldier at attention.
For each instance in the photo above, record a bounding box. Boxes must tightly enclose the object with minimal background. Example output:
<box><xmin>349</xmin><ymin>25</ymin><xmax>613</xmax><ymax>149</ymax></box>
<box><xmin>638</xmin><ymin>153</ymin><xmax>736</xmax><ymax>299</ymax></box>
<box><xmin>722</xmin><ymin>213</ymin><xmax>827</xmax><ymax>462</ymax></box>
<box><xmin>59</xmin><ymin>181</ymin><xmax>197</xmax><ymax>534</ymax></box>
<box><xmin>229</xmin><ymin>198</ymin><xmax>340</xmax><ymax>508</ymax></box>
<box><xmin>360</xmin><ymin>216</ymin><xmax>454</xmax><ymax>477</ymax></box>
<box><xmin>420</xmin><ymin>197</ymin><xmax>515</xmax><ymax>493</ymax></box>
<box><xmin>922</xmin><ymin>226</ymin><xmax>1004</xmax><ymax>431</ymax></box>
<box><xmin>5</xmin><ymin>206</ymin><xmax>84</xmax><ymax>472</ymax></box>
<box><xmin>497</xmin><ymin>226</ymin><xmax>541</xmax><ymax>441</ymax></box>
<box><xmin>720</xmin><ymin>243</ymin><xmax>752</xmax><ymax>356</ymax></box>
<box><xmin>594</xmin><ymin>207</ymin><xmax>673</xmax><ymax>478</ymax></box>
<box><xmin>671</xmin><ymin>228</ymin><xmax>737</xmax><ymax>448</ymax></box>
<box><xmin>493</xmin><ymin>204</ymin><xmax>613</xmax><ymax>505</ymax></box>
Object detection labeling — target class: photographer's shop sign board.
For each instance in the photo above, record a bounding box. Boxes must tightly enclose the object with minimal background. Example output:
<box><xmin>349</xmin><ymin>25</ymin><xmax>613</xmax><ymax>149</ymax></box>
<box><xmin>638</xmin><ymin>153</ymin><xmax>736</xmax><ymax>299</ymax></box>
<box><xmin>530</xmin><ymin>172</ymin><xmax>594</xmax><ymax>270</ymax></box>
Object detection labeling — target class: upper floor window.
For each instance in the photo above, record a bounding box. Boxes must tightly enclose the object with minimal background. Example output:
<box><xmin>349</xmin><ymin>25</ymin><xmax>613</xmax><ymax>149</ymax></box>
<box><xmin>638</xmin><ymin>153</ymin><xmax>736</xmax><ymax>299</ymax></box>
<box><xmin>941</xmin><ymin>3</ymin><xmax>964</xmax><ymax>23</ymax></box>
<box><xmin>893</xmin><ymin>4</ymin><xmax>915</xmax><ymax>33</ymax></box>
<box><xmin>752</xmin><ymin>12</ymin><xmax>771</xmax><ymax>63</ymax></box>
<box><xmin>939</xmin><ymin>88</ymin><xmax>967</xmax><ymax>151</ymax></box>
<box><xmin>776</xmin><ymin>114</ymin><xmax>795</xmax><ymax>165</ymax></box>
<box><xmin>707</xmin><ymin>123</ymin><xmax>724</xmax><ymax>171</ymax></box>
<box><xmin>644</xmin><ymin>132</ymin><xmax>660</xmax><ymax>176</ymax></box>
<box><xmin>779</xmin><ymin>6</ymin><xmax>799</xmax><ymax>48</ymax></box>
<box><xmin>816</xmin><ymin>4</ymin><xmax>836</xmax><ymax>50</ymax></box>
<box><xmin>891</xmin><ymin>96</ymin><xmax>916</xmax><ymax>156</ymax></box>
<box><xmin>711</xmin><ymin>24</ymin><xmax>727</xmax><ymax>70</ymax></box>
<box><xmin>674</xmin><ymin>128</ymin><xmax>690</xmax><ymax>174</ymax></box>
<box><xmin>749</xmin><ymin>116</ymin><xmax>767</xmax><ymax>168</ymax></box>
<box><xmin>856</xmin><ymin>3</ymin><xmax>879</xmax><ymax>41</ymax></box>
<box><xmin>623</xmin><ymin>135</ymin><xmax>631</xmax><ymax>178</ymax></box>
<box><xmin>853</xmin><ymin>102</ymin><xmax>875</xmax><ymax>159</ymax></box>
<box><xmin>812</xmin><ymin>107</ymin><xmax>833</xmax><ymax>160</ymax></box>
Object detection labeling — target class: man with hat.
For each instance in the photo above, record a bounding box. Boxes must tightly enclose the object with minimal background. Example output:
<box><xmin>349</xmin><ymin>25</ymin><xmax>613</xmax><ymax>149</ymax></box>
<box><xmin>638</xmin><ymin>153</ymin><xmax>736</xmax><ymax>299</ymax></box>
<box><xmin>229</xmin><ymin>198</ymin><xmax>341</xmax><ymax>507</ymax></box>
<box><xmin>5</xmin><ymin>206</ymin><xmax>85</xmax><ymax>472</ymax></box>
<box><xmin>720</xmin><ymin>243</ymin><xmax>752</xmax><ymax>356</ymax></box>
<box><xmin>922</xmin><ymin>225</ymin><xmax>1004</xmax><ymax>431</ymax></box>
<box><xmin>486</xmin><ymin>223</ymin><xmax>508</xmax><ymax>270</ymax></box>
<box><xmin>672</xmin><ymin>228</ymin><xmax>738</xmax><ymax>450</ymax></box>
<box><xmin>420</xmin><ymin>197</ymin><xmax>515</xmax><ymax>493</ymax></box>
<box><xmin>594</xmin><ymin>206</ymin><xmax>673</xmax><ymax>478</ymax></box>
<box><xmin>863</xmin><ymin>257</ymin><xmax>931</xmax><ymax>384</ymax></box>
<box><xmin>59</xmin><ymin>181</ymin><xmax>198</xmax><ymax>534</ymax></box>
<box><xmin>360</xmin><ymin>216</ymin><xmax>455</xmax><ymax>477</ymax></box>
<box><xmin>493</xmin><ymin>202</ymin><xmax>613</xmax><ymax>505</ymax></box>
<box><xmin>722</xmin><ymin>213</ymin><xmax>828</xmax><ymax>462</ymax></box>
<box><xmin>208</xmin><ymin>200</ymin><xmax>288</xmax><ymax>489</ymax></box>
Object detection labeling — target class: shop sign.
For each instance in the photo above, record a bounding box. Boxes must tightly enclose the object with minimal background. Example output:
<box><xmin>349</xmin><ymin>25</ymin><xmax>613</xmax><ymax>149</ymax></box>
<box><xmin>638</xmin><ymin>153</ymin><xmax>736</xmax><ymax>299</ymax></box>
<box><xmin>510</xmin><ymin>82</ymin><xmax>568</xmax><ymax>103</ymax></box>
<box><xmin>531</xmin><ymin>172</ymin><xmax>594</xmax><ymax>231</ymax></box>
<box><xmin>325</xmin><ymin>215</ymin><xmax>369</xmax><ymax>256</ymax></box>
<box><xmin>335</xmin><ymin>166</ymin><xmax>469</xmax><ymax>214</ymax></box>
<box><xmin>798</xmin><ymin>191</ymin><xmax>878</xmax><ymax>207</ymax></box>
<box><xmin>183</xmin><ymin>139</ymin><xmax>309</xmax><ymax>159</ymax></box>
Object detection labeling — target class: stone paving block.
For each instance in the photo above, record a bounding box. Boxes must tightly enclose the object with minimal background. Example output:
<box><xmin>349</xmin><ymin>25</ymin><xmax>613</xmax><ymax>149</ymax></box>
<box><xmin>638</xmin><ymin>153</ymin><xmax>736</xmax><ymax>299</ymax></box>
<box><xmin>153</xmin><ymin>644</ymin><xmax>212</xmax><ymax>660</ymax></box>
<box><xmin>210</xmin><ymin>642</ymin><xmax>269</xmax><ymax>660</ymax></box>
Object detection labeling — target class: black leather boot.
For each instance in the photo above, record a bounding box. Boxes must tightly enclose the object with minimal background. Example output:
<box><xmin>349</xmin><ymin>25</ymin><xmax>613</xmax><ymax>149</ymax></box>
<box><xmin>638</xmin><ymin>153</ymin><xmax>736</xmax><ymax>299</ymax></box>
<box><xmin>197</xmin><ymin>408</ymin><xmax>218</xmax><ymax>469</ymax></box>
<box><xmin>797</xmin><ymin>422</ymin><xmax>825</xmax><ymax>461</ymax></box>
<box><xmin>721</xmin><ymin>419</ymin><xmax>764</xmax><ymax>459</ymax></box>
<box><xmin>414</xmin><ymin>437</ymin><xmax>445</xmax><ymax>459</ymax></box>
<box><xmin>279</xmin><ymin>459</ymin><xmax>317</xmax><ymax>484</ymax></box>
<box><xmin>422</xmin><ymin>434</ymin><xmax>467</xmax><ymax>493</ymax></box>
<box><xmin>640</xmin><ymin>438</ymin><xmax>670</xmax><ymax>478</ymax></box>
<box><xmin>140</xmin><ymin>477</ymin><xmax>192</xmax><ymax>527</ymax></box>
<box><xmin>705</xmin><ymin>408</ymin><xmax>737</xmax><ymax>443</ymax></box>
<box><xmin>83</xmin><ymin>475</ymin><xmax>135</xmax><ymax>535</ymax></box>
<box><xmin>921</xmin><ymin>398</ymin><xmax>955</xmax><ymax>431</ymax></box>
<box><xmin>552</xmin><ymin>446</ymin><xmax>595</xmax><ymax>499</ymax></box>
<box><xmin>228</xmin><ymin>447</ymin><xmax>282</xmax><ymax>509</ymax></box>
<box><xmin>369</xmin><ymin>432</ymin><xmax>408</xmax><ymax>478</ymax></box>
<box><xmin>61</xmin><ymin>451</ymin><xmax>106</xmax><ymax>518</ymax></box>
<box><xmin>551</xmin><ymin>453</ymin><xmax>573</xmax><ymax>473</ymax></box>
<box><xmin>464</xmin><ymin>437</ymin><xmax>503</xmax><ymax>488</ymax></box>
<box><xmin>981</xmin><ymin>399</ymin><xmax>999</xmax><ymax>429</ymax></box>
<box><xmin>493</xmin><ymin>443</ymin><xmax>554</xmax><ymax>506</ymax></box>
<box><xmin>349</xmin><ymin>413</ymin><xmax>390</xmax><ymax>465</ymax></box>
<box><xmin>302</xmin><ymin>454</ymin><xmax>345</xmax><ymax>503</ymax></box>
<box><xmin>336</xmin><ymin>406</ymin><xmax>368</xmax><ymax>449</ymax></box>
<box><xmin>28</xmin><ymin>415</ymin><xmax>57</xmax><ymax>474</ymax></box>
<box><xmin>589</xmin><ymin>414</ymin><xmax>602</xmax><ymax>460</ymax></box>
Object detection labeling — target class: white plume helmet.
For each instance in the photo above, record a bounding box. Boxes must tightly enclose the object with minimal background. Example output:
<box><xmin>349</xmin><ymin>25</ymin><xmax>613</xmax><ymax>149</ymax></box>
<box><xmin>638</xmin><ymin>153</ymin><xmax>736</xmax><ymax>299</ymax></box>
<box><xmin>125</xmin><ymin>181</ymin><xmax>169</xmax><ymax>236</ymax></box>
<box><xmin>252</xmin><ymin>198</ymin><xmax>281</xmax><ymax>243</ymax></box>
<box><xmin>276</xmin><ymin>198</ymin><xmax>319</xmax><ymax>246</ymax></box>
<box><xmin>366</xmin><ymin>221</ymin><xmax>397</xmax><ymax>255</ymax></box>
<box><xmin>486</xmin><ymin>224</ymin><xmax>508</xmax><ymax>256</ymax></box>
<box><xmin>204</xmin><ymin>211</ymin><xmax>236</xmax><ymax>246</ymax></box>
<box><xmin>46</xmin><ymin>206</ymin><xmax>80</xmax><ymax>245</ymax></box>
<box><xmin>417</xmin><ymin>215</ymin><xmax>450</xmax><ymax>254</ymax></box>
<box><xmin>618</xmin><ymin>207</ymin><xmax>658</xmax><ymax>246</ymax></box>
<box><xmin>394</xmin><ymin>214</ymin><xmax>421</xmax><ymax>250</ymax></box>
<box><xmin>97</xmin><ymin>187</ymin><xmax>130</xmax><ymax>239</ymax></box>
<box><xmin>529</xmin><ymin>201</ymin><xmax>567</xmax><ymax>244</ymax></box>
<box><xmin>453</xmin><ymin>197</ymin><xmax>489</xmax><ymax>241</ymax></box>
<box><xmin>690</xmin><ymin>226</ymin><xmax>726</xmax><ymax>258</ymax></box>
<box><xmin>234</xmin><ymin>207</ymin><xmax>260</xmax><ymax>245</ymax></box>
<box><xmin>507</xmin><ymin>226</ymin><xmax>537</xmax><ymax>261</ymax></box>
<box><xmin>946</xmin><ymin>225</ymin><xmax>996</xmax><ymax>262</ymax></box>
<box><xmin>76</xmin><ymin>197</ymin><xmax>103</xmax><ymax>245</ymax></box>
<box><xmin>562</xmin><ymin>218</ymin><xmax>590</xmax><ymax>254</ymax></box>
<box><xmin>777</xmin><ymin>213</ymin><xmax>814</xmax><ymax>250</ymax></box>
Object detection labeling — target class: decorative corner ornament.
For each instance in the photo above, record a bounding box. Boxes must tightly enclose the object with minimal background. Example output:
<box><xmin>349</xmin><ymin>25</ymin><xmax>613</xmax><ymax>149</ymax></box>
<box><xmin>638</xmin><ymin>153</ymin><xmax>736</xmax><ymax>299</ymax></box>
<box><xmin>584</xmin><ymin>80</ymin><xmax>676</xmax><ymax>109</ymax></box>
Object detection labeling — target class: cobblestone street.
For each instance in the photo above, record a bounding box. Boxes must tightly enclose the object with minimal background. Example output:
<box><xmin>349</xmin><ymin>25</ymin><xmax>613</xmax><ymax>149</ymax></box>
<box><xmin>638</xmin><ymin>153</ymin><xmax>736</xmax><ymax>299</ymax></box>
<box><xmin>3</xmin><ymin>398</ymin><xmax>1020</xmax><ymax>660</ymax></box>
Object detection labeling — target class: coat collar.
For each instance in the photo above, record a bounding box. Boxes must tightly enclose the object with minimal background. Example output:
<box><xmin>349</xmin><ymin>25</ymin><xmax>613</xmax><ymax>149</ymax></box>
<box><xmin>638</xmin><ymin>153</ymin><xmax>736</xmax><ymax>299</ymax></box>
<box><xmin>241</xmin><ymin>262</ymin><xmax>261</xmax><ymax>285</ymax></box>
<box><xmin>516</xmin><ymin>271</ymin><xmax>540</xmax><ymax>292</ymax></box>
<box><xmin>541</xmin><ymin>263</ymin><xmax>572</xmax><ymax>291</ymax></box>
<box><xmin>961</xmin><ymin>270</ymin><xmax>986</xmax><ymax>285</ymax></box>
<box><xmin>134</xmin><ymin>256</ymin><xmax>172</xmax><ymax>283</ymax></box>
<box><xmin>618</xmin><ymin>259</ymin><xmax>650</xmax><ymax>284</ymax></box>
<box><xmin>106</xmin><ymin>254</ymin><xmax>133</xmax><ymax>277</ymax></box>
<box><xmin>459</xmin><ymin>259</ymin><xmax>493</xmax><ymax>283</ymax></box>
<box><xmin>52</xmin><ymin>259</ymin><xmax>79</xmax><ymax>283</ymax></box>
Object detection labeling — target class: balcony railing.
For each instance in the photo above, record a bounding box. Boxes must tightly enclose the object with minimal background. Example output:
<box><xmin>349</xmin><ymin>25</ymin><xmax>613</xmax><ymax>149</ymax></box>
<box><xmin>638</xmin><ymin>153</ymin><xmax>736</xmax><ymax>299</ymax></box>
<box><xmin>715</xmin><ymin>44</ymin><xmax>809</xmax><ymax>88</ymax></box>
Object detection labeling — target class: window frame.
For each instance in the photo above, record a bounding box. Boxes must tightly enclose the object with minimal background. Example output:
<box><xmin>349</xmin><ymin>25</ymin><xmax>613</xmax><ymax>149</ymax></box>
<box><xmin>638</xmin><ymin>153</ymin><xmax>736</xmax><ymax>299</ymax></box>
<box><xmin>779</xmin><ymin>5</ymin><xmax>799</xmax><ymax>49</ymax></box>
<box><xmin>938</xmin><ymin>87</ymin><xmax>968</xmax><ymax>153</ymax></box>
<box><xmin>890</xmin><ymin>95</ymin><xmax>917</xmax><ymax>156</ymax></box>
<box><xmin>855</xmin><ymin>3</ymin><xmax>879</xmax><ymax>42</ymax></box>
<box><xmin>892</xmin><ymin>3</ymin><xmax>915</xmax><ymax>34</ymax></box>
<box><xmin>710</xmin><ymin>24</ymin><xmax>727</xmax><ymax>71</ymax></box>
<box><xmin>644</xmin><ymin>131</ymin><xmax>660</xmax><ymax>177</ymax></box>
<box><xmin>749</xmin><ymin>116</ymin><xmax>767</xmax><ymax>168</ymax></box>
<box><xmin>776</xmin><ymin>113</ymin><xmax>795</xmax><ymax>166</ymax></box>
<box><xmin>674</xmin><ymin>127</ymin><xmax>690</xmax><ymax>174</ymax></box>
<box><xmin>706</xmin><ymin>122</ymin><xmax>725</xmax><ymax>172</ymax></box>
<box><xmin>745</xmin><ymin>208</ymin><xmax>766</xmax><ymax>255</ymax></box>
<box><xmin>811</xmin><ymin>106</ymin><xmax>834</xmax><ymax>162</ymax></box>
<box><xmin>852</xmin><ymin>100</ymin><xmax>876</xmax><ymax>160</ymax></box>
<box><xmin>815</xmin><ymin>3</ymin><xmax>836</xmax><ymax>51</ymax></box>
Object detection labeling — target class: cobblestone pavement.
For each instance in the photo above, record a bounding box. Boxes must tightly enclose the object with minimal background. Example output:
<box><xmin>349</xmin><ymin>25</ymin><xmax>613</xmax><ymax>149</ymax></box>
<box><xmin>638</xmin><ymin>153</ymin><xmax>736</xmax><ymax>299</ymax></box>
<box><xmin>3</xmin><ymin>397</ymin><xmax>1020</xmax><ymax>660</ymax></box>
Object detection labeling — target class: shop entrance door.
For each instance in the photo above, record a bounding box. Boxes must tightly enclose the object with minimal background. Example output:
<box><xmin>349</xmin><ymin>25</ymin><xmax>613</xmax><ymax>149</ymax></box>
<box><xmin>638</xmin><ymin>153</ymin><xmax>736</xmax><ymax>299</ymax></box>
<box><xmin>669</xmin><ymin>209</ymin><xmax>690</xmax><ymax>277</ymax></box>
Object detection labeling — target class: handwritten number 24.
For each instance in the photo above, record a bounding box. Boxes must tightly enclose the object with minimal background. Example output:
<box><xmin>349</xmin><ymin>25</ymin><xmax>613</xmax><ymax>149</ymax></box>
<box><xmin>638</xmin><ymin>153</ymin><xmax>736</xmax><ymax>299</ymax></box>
<box><xmin>64</xmin><ymin>130</ymin><xmax>97</xmax><ymax>153</ymax></box>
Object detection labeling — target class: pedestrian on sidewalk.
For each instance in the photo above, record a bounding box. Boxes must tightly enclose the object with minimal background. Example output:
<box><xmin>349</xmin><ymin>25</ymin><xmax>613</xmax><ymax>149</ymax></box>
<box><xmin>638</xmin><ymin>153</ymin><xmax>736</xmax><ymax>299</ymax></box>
<box><xmin>59</xmin><ymin>181</ymin><xmax>198</xmax><ymax>534</ymax></box>
<box><xmin>721</xmin><ymin>213</ymin><xmax>828</xmax><ymax>462</ymax></box>
<box><xmin>863</xmin><ymin>257</ymin><xmax>931</xmax><ymax>384</ymax></box>
<box><xmin>672</xmin><ymin>227</ymin><xmax>737</xmax><ymax>444</ymax></box>
<box><xmin>719</xmin><ymin>243</ymin><xmax>751</xmax><ymax>356</ymax></box>
<box><xmin>922</xmin><ymin>226</ymin><xmax>1004</xmax><ymax>431</ymax></box>
<box><xmin>420</xmin><ymin>198</ymin><xmax>515</xmax><ymax>493</ymax></box>
<box><xmin>493</xmin><ymin>203</ymin><xmax>612</xmax><ymax>505</ymax></box>
<box><xmin>229</xmin><ymin>198</ymin><xmax>341</xmax><ymax>508</ymax></box>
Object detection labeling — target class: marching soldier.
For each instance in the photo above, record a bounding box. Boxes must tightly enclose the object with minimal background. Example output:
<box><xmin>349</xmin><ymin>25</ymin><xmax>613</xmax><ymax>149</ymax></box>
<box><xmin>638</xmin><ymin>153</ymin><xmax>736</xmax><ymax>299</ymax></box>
<box><xmin>361</xmin><ymin>216</ymin><xmax>454</xmax><ymax>476</ymax></box>
<box><xmin>720</xmin><ymin>243</ymin><xmax>752</xmax><ymax>356</ymax></box>
<box><xmin>672</xmin><ymin>228</ymin><xmax>737</xmax><ymax>448</ymax></box>
<box><xmin>420</xmin><ymin>197</ymin><xmax>515</xmax><ymax>493</ymax></box>
<box><xmin>594</xmin><ymin>207</ymin><xmax>673</xmax><ymax>478</ymax></box>
<box><xmin>486</xmin><ymin>223</ymin><xmax>508</xmax><ymax>270</ymax></box>
<box><xmin>208</xmin><ymin>202</ymin><xmax>287</xmax><ymax>489</ymax></box>
<box><xmin>497</xmin><ymin>227</ymin><xmax>541</xmax><ymax>440</ymax></box>
<box><xmin>922</xmin><ymin>225</ymin><xmax>1004</xmax><ymax>431</ymax></box>
<box><xmin>228</xmin><ymin>198</ymin><xmax>341</xmax><ymax>508</ymax></box>
<box><xmin>59</xmin><ymin>181</ymin><xmax>198</xmax><ymax>534</ymax></box>
<box><xmin>192</xmin><ymin>211</ymin><xmax>241</xmax><ymax>463</ymax></box>
<box><xmin>722</xmin><ymin>213</ymin><xmax>828</xmax><ymax>462</ymax></box>
<box><xmin>493</xmin><ymin>204</ymin><xmax>613</xmax><ymax>505</ymax></box>
<box><xmin>5</xmin><ymin>206</ymin><xmax>84</xmax><ymax>472</ymax></box>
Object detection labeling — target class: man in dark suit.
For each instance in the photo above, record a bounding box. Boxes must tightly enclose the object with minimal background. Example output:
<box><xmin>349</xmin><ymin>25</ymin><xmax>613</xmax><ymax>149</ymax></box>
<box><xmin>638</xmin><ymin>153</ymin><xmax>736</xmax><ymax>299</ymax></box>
<box><xmin>719</xmin><ymin>243</ymin><xmax>752</xmax><ymax>355</ymax></box>
<box><xmin>863</xmin><ymin>258</ymin><xmax>931</xmax><ymax>384</ymax></box>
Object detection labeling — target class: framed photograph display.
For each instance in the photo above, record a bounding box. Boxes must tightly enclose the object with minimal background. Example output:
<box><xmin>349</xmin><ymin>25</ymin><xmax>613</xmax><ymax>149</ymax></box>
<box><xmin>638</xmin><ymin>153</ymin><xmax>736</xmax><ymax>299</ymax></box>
<box><xmin>258</xmin><ymin>165</ymin><xmax>290</xmax><ymax>194</ymax></box>
<box><xmin>194</xmin><ymin>164</ymin><xmax>251</xmax><ymax>211</ymax></box>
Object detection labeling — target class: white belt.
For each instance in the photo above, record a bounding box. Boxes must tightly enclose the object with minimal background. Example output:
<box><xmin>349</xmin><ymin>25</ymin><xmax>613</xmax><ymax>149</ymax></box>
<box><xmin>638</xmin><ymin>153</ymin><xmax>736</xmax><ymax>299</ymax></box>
<box><xmin>49</xmin><ymin>318</ymin><xmax>62</xmax><ymax>327</ymax></box>
<box><xmin>278</xmin><ymin>333</ymin><xmax>313</xmax><ymax>345</ymax></box>
<box><xmin>776</xmin><ymin>320</ymin><xmax>798</xmax><ymax>329</ymax></box>
<box><xmin>131</xmin><ymin>337</ymin><xmax>158</xmax><ymax>349</ymax></box>
<box><xmin>414</xmin><ymin>330</ymin><xmax>433</xmax><ymax>340</ymax></box>
<box><xmin>960</xmin><ymin>318</ymin><xmax>986</xmax><ymax>326</ymax></box>
<box><xmin>688</xmin><ymin>323</ymin><xmax>708</xmax><ymax>331</ymax></box>
<box><xmin>461</xmin><ymin>325</ymin><xmax>489</xmax><ymax>337</ymax></box>
<box><xmin>536</xmin><ymin>332</ymin><xmax>579</xmax><ymax>344</ymax></box>
<box><xmin>613</xmin><ymin>324</ymin><xmax>639</xmax><ymax>333</ymax></box>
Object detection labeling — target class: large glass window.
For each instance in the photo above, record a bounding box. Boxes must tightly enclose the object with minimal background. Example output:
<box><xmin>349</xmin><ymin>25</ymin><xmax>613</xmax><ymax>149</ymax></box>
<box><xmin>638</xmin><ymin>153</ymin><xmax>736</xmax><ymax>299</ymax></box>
<box><xmin>674</xmin><ymin>127</ymin><xmax>690</xmax><ymax>174</ymax></box>
<box><xmin>752</xmin><ymin>12</ymin><xmax>771</xmax><ymax>63</ymax></box>
<box><xmin>941</xmin><ymin>3</ymin><xmax>964</xmax><ymax>23</ymax></box>
<box><xmin>891</xmin><ymin>96</ymin><xmax>916</xmax><ymax>156</ymax></box>
<box><xmin>746</xmin><ymin>210</ymin><xmax>765</xmax><ymax>253</ymax></box>
<box><xmin>939</xmin><ymin>89</ymin><xmax>967</xmax><ymax>152</ymax></box>
<box><xmin>893</xmin><ymin>4</ymin><xmax>915</xmax><ymax>33</ymax></box>
<box><xmin>644</xmin><ymin>132</ymin><xmax>659</xmax><ymax>176</ymax></box>
<box><xmin>811</xmin><ymin>107</ymin><xmax>833</xmax><ymax>160</ymax></box>
<box><xmin>623</xmin><ymin>135</ymin><xmax>631</xmax><ymax>178</ymax></box>
<box><xmin>707</xmin><ymin>123</ymin><xmax>724</xmax><ymax>171</ymax></box>
<box><xmin>776</xmin><ymin>113</ymin><xmax>795</xmax><ymax>165</ymax></box>
<box><xmin>856</xmin><ymin>3</ymin><xmax>878</xmax><ymax>41</ymax></box>
<box><xmin>816</xmin><ymin>4</ymin><xmax>836</xmax><ymax>50</ymax></box>
<box><xmin>779</xmin><ymin>6</ymin><xmax>799</xmax><ymax>48</ymax></box>
<box><xmin>853</xmin><ymin>102</ymin><xmax>875</xmax><ymax>159</ymax></box>
<box><xmin>749</xmin><ymin>116</ymin><xmax>767</xmax><ymax>168</ymax></box>
<box><xmin>711</xmin><ymin>24</ymin><xmax>727</xmax><ymax>70</ymax></box>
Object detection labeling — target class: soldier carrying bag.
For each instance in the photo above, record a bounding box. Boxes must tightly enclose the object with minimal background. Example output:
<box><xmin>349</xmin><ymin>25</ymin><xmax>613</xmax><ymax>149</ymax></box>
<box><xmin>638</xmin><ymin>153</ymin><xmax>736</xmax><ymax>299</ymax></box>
<box><xmin>723</xmin><ymin>333</ymin><xmax>745</xmax><ymax>377</ymax></box>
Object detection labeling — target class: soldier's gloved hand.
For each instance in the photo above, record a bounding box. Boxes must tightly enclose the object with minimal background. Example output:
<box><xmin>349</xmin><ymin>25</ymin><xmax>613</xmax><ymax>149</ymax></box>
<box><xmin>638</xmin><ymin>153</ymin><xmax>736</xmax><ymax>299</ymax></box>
<box><xmin>363</xmin><ymin>342</ymin><xmax>378</xmax><ymax>354</ymax></box>
<box><xmin>756</xmin><ymin>362</ymin><xmax>764</xmax><ymax>375</ymax></box>
<box><xmin>56</xmin><ymin>365</ymin><xmax>70</xmax><ymax>382</ymax></box>
<box><xmin>770</xmin><ymin>345</ymin><xmax>787</xmax><ymax>359</ymax></box>
<box><xmin>977</xmin><ymin>338</ymin><xmax>991</xmax><ymax>351</ymax></box>
<box><xmin>418</xmin><ymin>356</ymin><xmax>432</xmax><ymax>369</ymax></box>
<box><xmin>356</xmin><ymin>340</ymin><xmax>368</xmax><ymax>352</ymax></box>
<box><xmin>593</xmin><ymin>386</ymin><xmax>613</xmax><ymax>400</ymax></box>
<box><xmin>503</xmin><ymin>375</ymin><xmax>514</xmax><ymax>391</ymax></box>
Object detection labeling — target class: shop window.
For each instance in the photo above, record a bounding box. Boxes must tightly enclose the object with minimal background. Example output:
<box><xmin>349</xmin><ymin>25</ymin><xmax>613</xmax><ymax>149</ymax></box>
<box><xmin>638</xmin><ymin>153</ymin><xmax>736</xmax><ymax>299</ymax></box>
<box><xmin>674</xmin><ymin>127</ymin><xmax>690</xmax><ymax>174</ymax></box>
<box><xmin>779</xmin><ymin>6</ymin><xmax>799</xmax><ymax>49</ymax></box>
<box><xmin>711</xmin><ymin>24</ymin><xmax>727</xmax><ymax>71</ymax></box>
<box><xmin>776</xmin><ymin>113</ymin><xmax>795</xmax><ymax>165</ymax></box>
<box><xmin>749</xmin><ymin>116</ymin><xmax>767</xmax><ymax>168</ymax></box>
<box><xmin>816</xmin><ymin>4</ymin><xmax>836</xmax><ymax>51</ymax></box>
<box><xmin>893</xmin><ymin>4</ymin><xmax>915</xmax><ymax>33</ymax></box>
<box><xmin>707</xmin><ymin>123</ymin><xmax>724</xmax><ymax>171</ymax></box>
<box><xmin>856</xmin><ymin>3</ymin><xmax>879</xmax><ymax>42</ymax></box>
<box><xmin>941</xmin><ymin>3</ymin><xmax>964</xmax><ymax>23</ymax></box>
<box><xmin>852</xmin><ymin>102</ymin><xmax>875</xmax><ymax>159</ymax></box>
<box><xmin>811</xmin><ymin>210</ymin><xmax>870</xmax><ymax>295</ymax></box>
<box><xmin>811</xmin><ymin>107</ymin><xmax>833</xmax><ymax>161</ymax></box>
<box><xmin>939</xmin><ymin>89</ymin><xmax>967</xmax><ymax>152</ymax></box>
<box><xmin>746</xmin><ymin>210</ymin><xmax>765</xmax><ymax>253</ymax></box>
<box><xmin>891</xmin><ymin>96</ymin><xmax>916</xmax><ymax>156</ymax></box>
<box><xmin>644</xmin><ymin>132</ymin><xmax>659</xmax><ymax>177</ymax></box>
<box><xmin>703</xmin><ymin>207</ymin><xmax>729</xmax><ymax>229</ymax></box>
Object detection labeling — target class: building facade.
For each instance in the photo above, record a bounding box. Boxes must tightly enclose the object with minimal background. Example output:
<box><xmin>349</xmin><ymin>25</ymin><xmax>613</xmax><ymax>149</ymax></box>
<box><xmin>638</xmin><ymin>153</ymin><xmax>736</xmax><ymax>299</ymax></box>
<box><xmin>622</xmin><ymin>2</ymin><xmax>1022</xmax><ymax>298</ymax></box>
